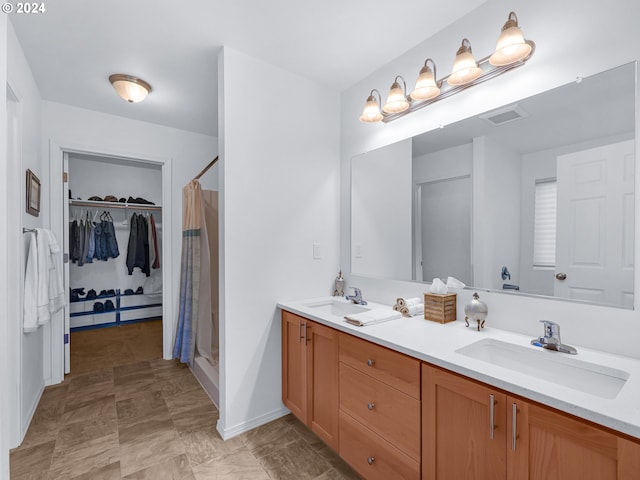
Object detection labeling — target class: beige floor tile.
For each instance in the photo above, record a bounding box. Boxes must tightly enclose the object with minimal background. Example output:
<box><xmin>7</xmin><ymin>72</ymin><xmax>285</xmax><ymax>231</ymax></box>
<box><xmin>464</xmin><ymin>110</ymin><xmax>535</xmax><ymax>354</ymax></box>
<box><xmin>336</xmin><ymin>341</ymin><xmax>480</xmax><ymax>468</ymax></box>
<box><xmin>19</xmin><ymin>416</ymin><xmax>61</xmax><ymax>450</ymax></box>
<box><xmin>116</xmin><ymin>389</ymin><xmax>169</xmax><ymax>427</ymax></box>
<box><xmin>157</xmin><ymin>372</ymin><xmax>202</xmax><ymax>397</ymax></box>
<box><xmin>179</xmin><ymin>426</ymin><xmax>245</xmax><ymax>467</ymax></box>
<box><xmin>113</xmin><ymin>360</ymin><xmax>152</xmax><ymax>378</ymax></box>
<box><xmin>54</xmin><ymin>416</ymin><xmax>118</xmax><ymax>454</ymax></box>
<box><xmin>66</xmin><ymin>461</ymin><xmax>121</xmax><ymax>480</ymax></box>
<box><xmin>257</xmin><ymin>437</ymin><xmax>333</xmax><ymax>480</ymax></box>
<box><xmin>122</xmin><ymin>453</ymin><xmax>193</xmax><ymax>479</ymax></box>
<box><xmin>61</xmin><ymin>394</ymin><xmax>116</xmax><ymax>426</ymax></box>
<box><xmin>118</xmin><ymin>426</ymin><xmax>186</xmax><ymax>477</ymax></box>
<box><xmin>163</xmin><ymin>385</ymin><xmax>216</xmax><ymax>416</ymax></box>
<box><xmin>192</xmin><ymin>448</ymin><xmax>271</xmax><ymax>480</ymax></box>
<box><xmin>171</xmin><ymin>404</ymin><xmax>219</xmax><ymax>435</ymax></box>
<box><xmin>10</xmin><ymin>440</ymin><xmax>55</xmax><ymax>478</ymax></box>
<box><xmin>47</xmin><ymin>432</ymin><xmax>120</xmax><ymax>480</ymax></box>
<box><xmin>114</xmin><ymin>370</ymin><xmax>162</xmax><ymax>401</ymax></box>
<box><xmin>313</xmin><ymin>468</ymin><xmax>363</xmax><ymax>480</ymax></box>
<box><xmin>241</xmin><ymin>418</ymin><xmax>299</xmax><ymax>459</ymax></box>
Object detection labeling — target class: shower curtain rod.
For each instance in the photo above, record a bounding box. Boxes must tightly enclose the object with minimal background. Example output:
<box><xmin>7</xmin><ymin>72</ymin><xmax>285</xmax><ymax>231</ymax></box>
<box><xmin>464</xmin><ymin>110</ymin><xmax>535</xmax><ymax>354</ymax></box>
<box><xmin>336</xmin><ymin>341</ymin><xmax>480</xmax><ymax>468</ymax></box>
<box><xmin>193</xmin><ymin>156</ymin><xmax>219</xmax><ymax>181</ymax></box>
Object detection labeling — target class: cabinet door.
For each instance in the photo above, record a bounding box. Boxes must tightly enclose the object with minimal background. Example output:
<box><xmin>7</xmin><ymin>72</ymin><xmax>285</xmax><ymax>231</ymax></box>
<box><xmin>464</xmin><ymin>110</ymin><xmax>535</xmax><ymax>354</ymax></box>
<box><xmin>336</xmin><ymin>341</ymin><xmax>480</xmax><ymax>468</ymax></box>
<box><xmin>307</xmin><ymin>320</ymin><xmax>339</xmax><ymax>450</ymax></box>
<box><xmin>507</xmin><ymin>396</ymin><xmax>640</xmax><ymax>480</ymax></box>
<box><xmin>423</xmin><ymin>364</ymin><xmax>506</xmax><ymax>480</ymax></box>
<box><xmin>282</xmin><ymin>311</ymin><xmax>307</xmax><ymax>421</ymax></box>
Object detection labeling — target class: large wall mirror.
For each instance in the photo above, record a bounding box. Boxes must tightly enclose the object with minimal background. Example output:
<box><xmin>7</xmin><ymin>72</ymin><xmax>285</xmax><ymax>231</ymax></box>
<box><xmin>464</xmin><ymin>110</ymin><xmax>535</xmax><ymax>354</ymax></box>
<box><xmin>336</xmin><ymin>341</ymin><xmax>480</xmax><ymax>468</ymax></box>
<box><xmin>351</xmin><ymin>62</ymin><xmax>636</xmax><ymax>309</ymax></box>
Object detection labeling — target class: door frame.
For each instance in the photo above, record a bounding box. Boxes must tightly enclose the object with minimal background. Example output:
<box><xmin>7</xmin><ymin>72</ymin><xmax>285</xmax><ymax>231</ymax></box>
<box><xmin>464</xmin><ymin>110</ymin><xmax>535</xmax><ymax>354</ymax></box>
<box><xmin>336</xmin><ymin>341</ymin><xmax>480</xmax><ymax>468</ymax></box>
<box><xmin>48</xmin><ymin>140</ymin><xmax>173</xmax><ymax>383</ymax></box>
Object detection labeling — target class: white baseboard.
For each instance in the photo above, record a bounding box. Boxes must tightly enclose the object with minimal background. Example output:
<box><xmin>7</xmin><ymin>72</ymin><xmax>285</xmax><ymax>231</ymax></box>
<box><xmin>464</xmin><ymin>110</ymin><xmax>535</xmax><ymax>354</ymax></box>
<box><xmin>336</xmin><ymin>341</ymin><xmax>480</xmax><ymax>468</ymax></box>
<box><xmin>19</xmin><ymin>381</ymin><xmax>44</xmax><ymax>447</ymax></box>
<box><xmin>216</xmin><ymin>406</ymin><xmax>290</xmax><ymax>440</ymax></box>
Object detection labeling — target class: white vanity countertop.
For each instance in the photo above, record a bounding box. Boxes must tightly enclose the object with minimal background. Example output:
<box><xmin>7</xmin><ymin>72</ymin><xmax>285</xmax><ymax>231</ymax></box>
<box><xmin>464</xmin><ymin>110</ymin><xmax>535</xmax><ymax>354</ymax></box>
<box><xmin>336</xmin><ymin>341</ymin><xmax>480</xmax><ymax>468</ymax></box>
<box><xmin>278</xmin><ymin>296</ymin><xmax>640</xmax><ymax>439</ymax></box>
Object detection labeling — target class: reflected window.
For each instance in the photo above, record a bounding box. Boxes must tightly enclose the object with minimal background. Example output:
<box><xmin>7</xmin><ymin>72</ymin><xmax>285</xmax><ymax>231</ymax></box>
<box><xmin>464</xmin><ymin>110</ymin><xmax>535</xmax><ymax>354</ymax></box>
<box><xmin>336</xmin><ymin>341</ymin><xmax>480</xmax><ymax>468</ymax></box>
<box><xmin>533</xmin><ymin>179</ymin><xmax>557</xmax><ymax>267</ymax></box>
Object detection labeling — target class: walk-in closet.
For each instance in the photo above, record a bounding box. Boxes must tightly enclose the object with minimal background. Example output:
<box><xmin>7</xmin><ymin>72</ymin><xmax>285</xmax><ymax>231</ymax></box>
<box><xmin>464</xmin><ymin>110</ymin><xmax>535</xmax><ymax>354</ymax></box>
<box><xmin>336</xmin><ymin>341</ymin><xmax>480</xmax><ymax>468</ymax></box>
<box><xmin>66</xmin><ymin>153</ymin><xmax>164</xmax><ymax>369</ymax></box>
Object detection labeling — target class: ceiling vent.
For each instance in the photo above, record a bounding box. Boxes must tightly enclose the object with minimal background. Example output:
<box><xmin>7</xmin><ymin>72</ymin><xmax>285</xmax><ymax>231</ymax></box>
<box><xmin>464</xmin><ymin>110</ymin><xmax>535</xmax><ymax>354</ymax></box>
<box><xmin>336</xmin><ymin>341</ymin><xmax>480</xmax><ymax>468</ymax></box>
<box><xmin>479</xmin><ymin>104</ymin><xmax>529</xmax><ymax>126</ymax></box>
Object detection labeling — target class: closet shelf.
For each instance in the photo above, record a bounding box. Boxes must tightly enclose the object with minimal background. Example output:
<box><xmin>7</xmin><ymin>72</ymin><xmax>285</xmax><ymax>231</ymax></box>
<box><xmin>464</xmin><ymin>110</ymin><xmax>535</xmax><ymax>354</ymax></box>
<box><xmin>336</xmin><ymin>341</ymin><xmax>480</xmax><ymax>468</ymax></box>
<box><xmin>69</xmin><ymin>199</ymin><xmax>162</xmax><ymax>212</ymax></box>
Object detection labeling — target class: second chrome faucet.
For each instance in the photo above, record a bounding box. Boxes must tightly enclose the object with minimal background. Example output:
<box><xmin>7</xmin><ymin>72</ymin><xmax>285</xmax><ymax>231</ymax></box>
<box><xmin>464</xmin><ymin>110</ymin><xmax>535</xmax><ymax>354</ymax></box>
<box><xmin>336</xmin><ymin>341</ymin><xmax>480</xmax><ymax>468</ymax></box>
<box><xmin>531</xmin><ymin>320</ymin><xmax>577</xmax><ymax>355</ymax></box>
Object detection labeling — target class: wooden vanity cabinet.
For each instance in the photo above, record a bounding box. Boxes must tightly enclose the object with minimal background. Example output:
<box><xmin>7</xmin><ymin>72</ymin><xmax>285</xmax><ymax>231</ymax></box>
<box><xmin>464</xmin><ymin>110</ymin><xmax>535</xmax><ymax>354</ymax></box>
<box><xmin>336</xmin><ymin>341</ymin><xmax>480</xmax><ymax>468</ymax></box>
<box><xmin>423</xmin><ymin>364</ymin><xmax>507</xmax><ymax>480</ymax></box>
<box><xmin>339</xmin><ymin>333</ymin><xmax>421</xmax><ymax>480</ymax></box>
<box><xmin>423</xmin><ymin>363</ymin><xmax>640</xmax><ymax>480</ymax></box>
<box><xmin>281</xmin><ymin>310</ymin><xmax>339</xmax><ymax>449</ymax></box>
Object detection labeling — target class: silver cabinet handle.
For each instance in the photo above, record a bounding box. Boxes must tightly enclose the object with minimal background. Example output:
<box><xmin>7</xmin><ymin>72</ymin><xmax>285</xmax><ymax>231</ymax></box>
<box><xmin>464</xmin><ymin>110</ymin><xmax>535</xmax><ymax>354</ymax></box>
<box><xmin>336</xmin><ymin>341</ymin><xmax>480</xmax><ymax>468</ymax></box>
<box><xmin>512</xmin><ymin>403</ymin><xmax>517</xmax><ymax>451</ymax></box>
<box><xmin>303</xmin><ymin>323</ymin><xmax>309</xmax><ymax>344</ymax></box>
<box><xmin>555</xmin><ymin>272</ymin><xmax>567</xmax><ymax>280</ymax></box>
<box><xmin>367</xmin><ymin>456</ymin><xmax>375</xmax><ymax>465</ymax></box>
<box><xmin>298</xmin><ymin>320</ymin><xmax>303</xmax><ymax>343</ymax></box>
<box><xmin>367</xmin><ymin>402</ymin><xmax>375</xmax><ymax>410</ymax></box>
<box><xmin>489</xmin><ymin>394</ymin><xmax>495</xmax><ymax>440</ymax></box>
<box><xmin>367</xmin><ymin>359</ymin><xmax>375</xmax><ymax>367</ymax></box>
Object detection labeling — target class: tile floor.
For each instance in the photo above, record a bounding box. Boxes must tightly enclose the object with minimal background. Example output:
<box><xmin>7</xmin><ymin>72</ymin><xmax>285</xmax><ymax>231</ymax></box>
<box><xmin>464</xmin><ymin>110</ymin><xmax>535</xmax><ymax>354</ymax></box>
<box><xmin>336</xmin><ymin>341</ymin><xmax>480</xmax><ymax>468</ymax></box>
<box><xmin>10</xmin><ymin>320</ymin><xmax>362</xmax><ymax>479</ymax></box>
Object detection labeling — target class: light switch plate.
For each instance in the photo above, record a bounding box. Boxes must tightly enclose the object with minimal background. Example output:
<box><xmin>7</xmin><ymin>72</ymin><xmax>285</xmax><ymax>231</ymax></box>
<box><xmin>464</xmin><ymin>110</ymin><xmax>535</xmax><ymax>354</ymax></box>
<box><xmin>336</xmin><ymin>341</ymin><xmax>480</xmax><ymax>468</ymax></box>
<box><xmin>313</xmin><ymin>243</ymin><xmax>321</xmax><ymax>259</ymax></box>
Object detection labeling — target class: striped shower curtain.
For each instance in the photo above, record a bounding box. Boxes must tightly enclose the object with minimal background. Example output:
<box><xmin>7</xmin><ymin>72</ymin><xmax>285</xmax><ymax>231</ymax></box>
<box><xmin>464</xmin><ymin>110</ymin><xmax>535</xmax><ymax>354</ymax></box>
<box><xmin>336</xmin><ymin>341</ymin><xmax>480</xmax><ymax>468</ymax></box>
<box><xmin>173</xmin><ymin>180</ymin><xmax>204</xmax><ymax>363</ymax></box>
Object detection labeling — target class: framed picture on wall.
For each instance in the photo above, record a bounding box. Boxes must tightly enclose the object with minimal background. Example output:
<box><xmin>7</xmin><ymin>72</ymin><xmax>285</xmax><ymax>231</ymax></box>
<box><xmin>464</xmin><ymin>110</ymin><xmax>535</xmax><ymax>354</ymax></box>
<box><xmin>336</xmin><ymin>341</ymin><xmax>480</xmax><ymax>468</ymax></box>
<box><xmin>26</xmin><ymin>169</ymin><xmax>40</xmax><ymax>217</ymax></box>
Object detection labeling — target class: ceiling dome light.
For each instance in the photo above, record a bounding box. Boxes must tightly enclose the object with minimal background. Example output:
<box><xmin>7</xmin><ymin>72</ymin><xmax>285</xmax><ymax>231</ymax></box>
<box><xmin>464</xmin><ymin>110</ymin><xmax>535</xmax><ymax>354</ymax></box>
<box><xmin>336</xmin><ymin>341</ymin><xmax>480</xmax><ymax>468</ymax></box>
<box><xmin>109</xmin><ymin>74</ymin><xmax>152</xmax><ymax>103</ymax></box>
<box><xmin>383</xmin><ymin>76</ymin><xmax>409</xmax><ymax>114</ymax></box>
<box><xmin>410</xmin><ymin>58</ymin><xmax>441</xmax><ymax>101</ymax></box>
<box><xmin>448</xmin><ymin>39</ymin><xmax>482</xmax><ymax>86</ymax></box>
<box><xmin>489</xmin><ymin>11</ymin><xmax>534</xmax><ymax>66</ymax></box>
<box><xmin>359</xmin><ymin>89</ymin><xmax>384</xmax><ymax>123</ymax></box>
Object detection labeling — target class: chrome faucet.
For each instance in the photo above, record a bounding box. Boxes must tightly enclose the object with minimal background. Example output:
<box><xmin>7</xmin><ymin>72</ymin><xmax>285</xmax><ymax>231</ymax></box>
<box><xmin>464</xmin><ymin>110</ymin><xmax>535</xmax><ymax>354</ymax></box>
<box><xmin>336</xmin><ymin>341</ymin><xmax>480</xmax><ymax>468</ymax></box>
<box><xmin>345</xmin><ymin>287</ymin><xmax>367</xmax><ymax>305</ymax></box>
<box><xmin>531</xmin><ymin>320</ymin><xmax>577</xmax><ymax>355</ymax></box>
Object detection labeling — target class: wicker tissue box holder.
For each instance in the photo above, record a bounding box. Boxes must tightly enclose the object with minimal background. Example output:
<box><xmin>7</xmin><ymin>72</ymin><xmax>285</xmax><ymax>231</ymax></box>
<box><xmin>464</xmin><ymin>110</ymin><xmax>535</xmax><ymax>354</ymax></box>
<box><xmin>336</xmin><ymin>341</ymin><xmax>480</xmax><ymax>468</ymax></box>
<box><xmin>423</xmin><ymin>292</ymin><xmax>457</xmax><ymax>324</ymax></box>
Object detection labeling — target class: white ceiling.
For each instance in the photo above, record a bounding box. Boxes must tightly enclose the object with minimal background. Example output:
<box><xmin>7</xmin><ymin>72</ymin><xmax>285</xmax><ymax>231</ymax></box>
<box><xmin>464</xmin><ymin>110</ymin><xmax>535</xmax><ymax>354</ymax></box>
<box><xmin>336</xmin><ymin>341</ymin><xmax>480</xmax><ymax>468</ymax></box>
<box><xmin>9</xmin><ymin>0</ymin><xmax>486</xmax><ymax>137</ymax></box>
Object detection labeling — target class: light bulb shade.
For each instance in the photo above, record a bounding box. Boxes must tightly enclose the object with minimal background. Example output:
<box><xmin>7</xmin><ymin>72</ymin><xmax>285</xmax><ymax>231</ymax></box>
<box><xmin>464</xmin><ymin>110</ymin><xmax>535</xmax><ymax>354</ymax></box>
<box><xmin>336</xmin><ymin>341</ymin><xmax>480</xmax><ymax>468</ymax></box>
<box><xmin>448</xmin><ymin>39</ymin><xmax>482</xmax><ymax>86</ymax></box>
<box><xmin>109</xmin><ymin>74</ymin><xmax>152</xmax><ymax>103</ymax></box>
<box><xmin>410</xmin><ymin>63</ymin><xmax>440</xmax><ymax>101</ymax></box>
<box><xmin>489</xmin><ymin>12</ymin><xmax>532</xmax><ymax>66</ymax></box>
<box><xmin>359</xmin><ymin>94</ymin><xmax>384</xmax><ymax>123</ymax></box>
<box><xmin>383</xmin><ymin>81</ymin><xmax>409</xmax><ymax>113</ymax></box>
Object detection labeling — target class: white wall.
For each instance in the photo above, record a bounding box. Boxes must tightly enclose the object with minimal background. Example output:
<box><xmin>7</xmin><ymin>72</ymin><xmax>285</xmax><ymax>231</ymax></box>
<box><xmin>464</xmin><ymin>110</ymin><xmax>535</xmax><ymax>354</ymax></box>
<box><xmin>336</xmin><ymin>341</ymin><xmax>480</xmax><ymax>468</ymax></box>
<box><xmin>351</xmin><ymin>139</ymin><xmax>412</xmax><ymax>280</ymax></box>
<box><xmin>340</xmin><ymin>0</ymin><xmax>640</xmax><ymax>358</ymax></box>
<box><xmin>0</xmin><ymin>12</ymin><xmax>11</xmax><ymax>480</ymax></box>
<box><xmin>42</xmin><ymin>101</ymin><xmax>218</xmax><ymax>362</ymax></box>
<box><xmin>7</xmin><ymin>20</ymin><xmax>45</xmax><ymax>449</ymax></box>
<box><xmin>217</xmin><ymin>47</ymin><xmax>340</xmax><ymax>438</ymax></box>
<box><xmin>477</xmin><ymin>137</ymin><xmax>521</xmax><ymax>290</ymax></box>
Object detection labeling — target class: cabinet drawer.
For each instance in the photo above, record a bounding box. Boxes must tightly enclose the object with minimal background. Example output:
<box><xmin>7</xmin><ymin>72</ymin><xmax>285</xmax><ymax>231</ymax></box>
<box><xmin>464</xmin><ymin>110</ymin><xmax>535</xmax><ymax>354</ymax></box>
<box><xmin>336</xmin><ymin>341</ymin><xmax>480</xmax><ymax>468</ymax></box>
<box><xmin>340</xmin><ymin>364</ymin><xmax>420</xmax><ymax>460</ymax></box>
<box><xmin>339</xmin><ymin>333</ymin><xmax>420</xmax><ymax>399</ymax></box>
<box><xmin>340</xmin><ymin>411</ymin><xmax>420</xmax><ymax>480</ymax></box>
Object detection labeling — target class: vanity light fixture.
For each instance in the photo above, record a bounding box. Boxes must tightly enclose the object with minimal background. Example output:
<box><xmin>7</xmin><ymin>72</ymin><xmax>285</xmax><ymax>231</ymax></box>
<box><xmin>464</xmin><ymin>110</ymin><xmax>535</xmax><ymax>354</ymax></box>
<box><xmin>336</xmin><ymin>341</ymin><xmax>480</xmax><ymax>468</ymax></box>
<box><xmin>359</xmin><ymin>89</ymin><xmax>384</xmax><ymax>123</ymax></box>
<box><xmin>359</xmin><ymin>11</ymin><xmax>535</xmax><ymax>123</ymax></box>
<box><xmin>448</xmin><ymin>39</ymin><xmax>482</xmax><ymax>86</ymax></box>
<box><xmin>383</xmin><ymin>76</ymin><xmax>410</xmax><ymax>113</ymax></box>
<box><xmin>109</xmin><ymin>74</ymin><xmax>152</xmax><ymax>103</ymax></box>
<box><xmin>410</xmin><ymin>58</ymin><xmax>441</xmax><ymax>101</ymax></box>
<box><xmin>489</xmin><ymin>12</ymin><xmax>533</xmax><ymax>66</ymax></box>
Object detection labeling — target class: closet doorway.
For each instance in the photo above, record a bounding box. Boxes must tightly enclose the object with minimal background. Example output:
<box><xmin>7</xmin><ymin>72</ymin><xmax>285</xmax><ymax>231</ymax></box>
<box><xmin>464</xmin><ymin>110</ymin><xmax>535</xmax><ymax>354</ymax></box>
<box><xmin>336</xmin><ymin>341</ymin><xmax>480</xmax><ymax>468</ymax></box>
<box><xmin>48</xmin><ymin>145</ymin><xmax>173</xmax><ymax>382</ymax></box>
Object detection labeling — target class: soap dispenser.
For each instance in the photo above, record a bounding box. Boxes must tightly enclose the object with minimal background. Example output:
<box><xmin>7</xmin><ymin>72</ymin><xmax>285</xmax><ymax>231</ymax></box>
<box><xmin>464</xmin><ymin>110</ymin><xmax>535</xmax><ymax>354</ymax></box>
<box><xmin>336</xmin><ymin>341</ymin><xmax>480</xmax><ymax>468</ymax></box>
<box><xmin>333</xmin><ymin>270</ymin><xmax>345</xmax><ymax>297</ymax></box>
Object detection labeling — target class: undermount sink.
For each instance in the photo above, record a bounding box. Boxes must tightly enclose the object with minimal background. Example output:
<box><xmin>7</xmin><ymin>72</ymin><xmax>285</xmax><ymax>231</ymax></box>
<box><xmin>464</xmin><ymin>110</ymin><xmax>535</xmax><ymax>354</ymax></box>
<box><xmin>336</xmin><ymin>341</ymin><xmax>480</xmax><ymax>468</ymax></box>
<box><xmin>305</xmin><ymin>299</ymin><xmax>370</xmax><ymax>317</ymax></box>
<box><xmin>456</xmin><ymin>338</ymin><xmax>629</xmax><ymax>399</ymax></box>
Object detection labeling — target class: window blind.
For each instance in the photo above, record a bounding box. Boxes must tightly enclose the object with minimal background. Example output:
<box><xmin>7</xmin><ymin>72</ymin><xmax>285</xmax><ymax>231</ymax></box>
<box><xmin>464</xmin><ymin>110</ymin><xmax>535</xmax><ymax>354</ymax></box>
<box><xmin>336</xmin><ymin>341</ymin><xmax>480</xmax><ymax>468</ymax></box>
<box><xmin>533</xmin><ymin>180</ymin><xmax>557</xmax><ymax>267</ymax></box>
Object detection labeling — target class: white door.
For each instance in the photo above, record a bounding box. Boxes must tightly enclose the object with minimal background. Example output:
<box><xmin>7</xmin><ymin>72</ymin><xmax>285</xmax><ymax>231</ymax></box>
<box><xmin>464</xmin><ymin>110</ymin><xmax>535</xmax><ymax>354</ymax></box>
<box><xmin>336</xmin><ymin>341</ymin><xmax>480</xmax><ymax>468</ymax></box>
<box><xmin>63</xmin><ymin>153</ymin><xmax>71</xmax><ymax>373</ymax></box>
<box><xmin>555</xmin><ymin>140</ymin><xmax>634</xmax><ymax>306</ymax></box>
<box><xmin>418</xmin><ymin>176</ymin><xmax>472</xmax><ymax>285</ymax></box>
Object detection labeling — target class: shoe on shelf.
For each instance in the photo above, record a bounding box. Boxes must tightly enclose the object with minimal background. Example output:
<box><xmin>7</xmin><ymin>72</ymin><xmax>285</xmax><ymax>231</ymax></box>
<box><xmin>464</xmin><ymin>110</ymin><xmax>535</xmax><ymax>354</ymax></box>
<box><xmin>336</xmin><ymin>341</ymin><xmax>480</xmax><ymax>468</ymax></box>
<box><xmin>93</xmin><ymin>302</ymin><xmax>104</xmax><ymax>313</ymax></box>
<box><xmin>124</xmin><ymin>288</ymin><xmax>134</xmax><ymax>295</ymax></box>
<box><xmin>86</xmin><ymin>289</ymin><xmax>97</xmax><ymax>300</ymax></box>
<box><xmin>135</xmin><ymin>286</ymin><xmax>144</xmax><ymax>294</ymax></box>
<box><xmin>104</xmin><ymin>300</ymin><xmax>115</xmax><ymax>311</ymax></box>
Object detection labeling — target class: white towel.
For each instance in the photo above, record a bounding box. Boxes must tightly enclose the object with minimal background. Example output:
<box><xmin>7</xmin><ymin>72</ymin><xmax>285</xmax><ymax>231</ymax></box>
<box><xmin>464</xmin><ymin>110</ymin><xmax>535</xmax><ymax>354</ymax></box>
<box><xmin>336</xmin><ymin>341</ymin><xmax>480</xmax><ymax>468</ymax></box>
<box><xmin>344</xmin><ymin>308</ymin><xmax>402</xmax><ymax>327</ymax></box>
<box><xmin>23</xmin><ymin>232</ymin><xmax>39</xmax><ymax>332</ymax></box>
<box><xmin>24</xmin><ymin>229</ymin><xmax>65</xmax><ymax>332</ymax></box>
<box><xmin>397</xmin><ymin>297</ymin><xmax>422</xmax><ymax>308</ymax></box>
<box><xmin>400</xmin><ymin>304</ymin><xmax>424</xmax><ymax>317</ymax></box>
